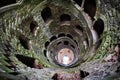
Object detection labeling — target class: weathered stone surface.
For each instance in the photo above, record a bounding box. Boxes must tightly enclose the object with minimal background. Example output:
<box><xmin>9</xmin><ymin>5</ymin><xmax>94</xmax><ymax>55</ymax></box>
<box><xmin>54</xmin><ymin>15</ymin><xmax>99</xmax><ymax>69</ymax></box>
<box><xmin>80</xmin><ymin>60</ymin><xmax>120</xmax><ymax>80</ymax></box>
<box><xmin>52</xmin><ymin>72</ymin><xmax>81</xmax><ymax>80</ymax></box>
<box><xmin>17</xmin><ymin>68</ymin><xmax>57</xmax><ymax>80</ymax></box>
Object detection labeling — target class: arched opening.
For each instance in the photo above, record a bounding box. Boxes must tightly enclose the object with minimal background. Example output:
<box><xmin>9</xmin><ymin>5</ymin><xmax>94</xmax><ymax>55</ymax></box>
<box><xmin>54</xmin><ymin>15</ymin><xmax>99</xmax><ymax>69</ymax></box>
<box><xmin>67</xmin><ymin>34</ymin><xmax>73</xmax><ymax>39</ymax></box>
<box><xmin>60</xmin><ymin>14</ymin><xmax>71</xmax><ymax>25</ymax></box>
<box><xmin>75</xmin><ymin>25</ymin><xmax>84</xmax><ymax>36</ymax></box>
<box><xmin>19</xmin><ymin>35</ymin><xmax>32</xmax><ymax>50</ymax></box>
<box><xmin>30</xmin><ymin>21</ymin><xmax>39</xmax><ymax>36</ymax></box>
<box><xmin>71</xmin><ymin>45</ymin><xmax>75</xmax><ymax>49</ymax></box>
<box><xmin>44</xmin><ymin>50</ymin><xmax>47</xmax><ymax>57</ymax></box>
<box><xmin>58</xmin><ymin>33</ymin><xmax>65</xmax><ymax>37</ymax></box>
<box><xmin>93</xmin><ymin>19</ymin><xmax>104</xmax><ymax>37</ymax></box>
<box><xmin>76</xmin><ymin>25</ymin><xmax>83</xmax><ymax>32</ymax></box>
<box><xmin>45</xmin><ymin>41</ymin><xmax>50</xmax><ymax>49</ymax></box>
<box><xmin>93</xmin><ymin>18</ymin><xmax>104</xmax><ymax>49</ymax></box>
<box><xmin>84</xmin><ymin>0</ymin><xmax>96</xmax><ymax>20</ymax></box>
<box><xmin>64</xmin><ymin>41</ymin><xmax>69</xmax><ymax>45</ymax></box>
<box><xmin>74</xmin><ymin>40</ymin><xmax>78</xmax><ymax>46</ymax></box>
<box><xmin>41</xmin><ymin>7</ymin><xmax>52</xmax><ymax>23</ymax></box>
<box><xmin>50</xmin><ymin>36</ymin><xmax>57</xmax><ymax>42</ymax></box>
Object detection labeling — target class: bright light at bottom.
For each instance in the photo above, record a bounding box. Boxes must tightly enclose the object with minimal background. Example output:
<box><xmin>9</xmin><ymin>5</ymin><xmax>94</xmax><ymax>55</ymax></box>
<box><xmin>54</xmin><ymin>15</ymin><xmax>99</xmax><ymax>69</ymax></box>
<box><xmin>62</xmin><ymin>55</ymin><xmax>69</xmax><ymax>65</ymax></box>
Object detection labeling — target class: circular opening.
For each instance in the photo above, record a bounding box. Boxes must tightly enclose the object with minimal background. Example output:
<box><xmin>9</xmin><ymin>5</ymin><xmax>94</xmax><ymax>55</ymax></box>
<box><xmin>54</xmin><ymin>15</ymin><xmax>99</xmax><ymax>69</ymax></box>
<box><xmin>57</xmin><ymin>48</ymin><xmax>74</xmax><ymax>65</ymax></box>
<box><xmin>46</xmin><ymin>37</ymin><xmax>79</xmax><ymax>67</ymax></box>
